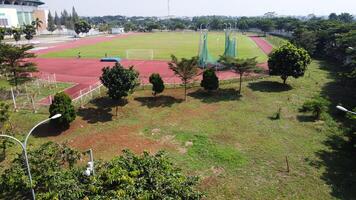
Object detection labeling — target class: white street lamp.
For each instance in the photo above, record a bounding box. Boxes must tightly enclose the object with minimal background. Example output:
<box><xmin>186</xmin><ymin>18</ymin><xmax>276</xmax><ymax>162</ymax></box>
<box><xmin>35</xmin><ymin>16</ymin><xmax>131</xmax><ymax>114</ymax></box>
<box><xmin>337</xmin><ymin>106</ymin><xmax>356</xmax><ymax>115</ymax></box>
<box><xmin>0</xmin><ymin>114</ymin><xmax>62</xmax><ymax>200</ymax></box>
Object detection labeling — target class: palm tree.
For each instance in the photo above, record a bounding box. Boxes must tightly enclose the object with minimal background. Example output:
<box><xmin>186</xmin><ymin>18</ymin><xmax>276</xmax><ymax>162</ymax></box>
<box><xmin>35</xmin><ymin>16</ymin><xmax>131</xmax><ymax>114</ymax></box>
<box><xmin>32</xmin><ymin>18</ymin><xmax>43</xmax><ymax>34</ymax></box>
<box><xmin>219</xmin><ymin>56</ymin><xmax>258</xmax><ymax>94</ymax></box>
<box><xmin>168</xmin><ymin>55</ymin><xmax>199</xmax><ymax>101</ymax></box>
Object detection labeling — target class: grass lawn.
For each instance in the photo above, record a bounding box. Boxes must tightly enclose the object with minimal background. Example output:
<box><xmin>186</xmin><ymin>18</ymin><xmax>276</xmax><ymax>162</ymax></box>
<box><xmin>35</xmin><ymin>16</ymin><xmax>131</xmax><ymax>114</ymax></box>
<box><xmin>1</xmin><ymin>60</ymin><xmax>355</xmax><ymax>199</ymax></box>
<box><xmin>40</xmin><ymin>32</ymin><xmax>268</xmax><ymax>63</ymax></box>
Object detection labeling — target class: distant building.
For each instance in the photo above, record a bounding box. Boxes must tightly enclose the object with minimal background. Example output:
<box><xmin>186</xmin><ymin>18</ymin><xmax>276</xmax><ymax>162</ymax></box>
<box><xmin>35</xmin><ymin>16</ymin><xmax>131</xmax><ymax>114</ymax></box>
<box><xmin>111</xmin><ymin>27</ymin><xmax>124</xmax><ymax>34</ymax></box>
<box><xmin>0</xmin><ymin>0</ymin><xmax>47</xmax><ymax>30</ymax></box>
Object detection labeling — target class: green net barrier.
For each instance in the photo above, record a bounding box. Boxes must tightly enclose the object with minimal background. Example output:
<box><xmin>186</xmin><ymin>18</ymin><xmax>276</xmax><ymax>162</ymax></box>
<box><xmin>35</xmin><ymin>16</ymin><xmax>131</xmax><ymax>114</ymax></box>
<box><xmin>223</xmin><ymin>30</ymin><xmax>237</xmax><ymax>58</ymax></box>
<box><xmin>198</xmin><ymin>32</ymin><xmax>217</xmax><ymax>67</ymax></box>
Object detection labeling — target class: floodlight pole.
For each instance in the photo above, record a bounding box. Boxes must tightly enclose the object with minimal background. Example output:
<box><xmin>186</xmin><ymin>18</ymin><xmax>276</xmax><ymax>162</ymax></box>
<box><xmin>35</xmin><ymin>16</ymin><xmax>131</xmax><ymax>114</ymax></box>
<box><xmin>0</xmin><ymin>114</ymin><xmax>62</xmax><ymax>200</ymax></box>
<box><xmin>200</xmin><ymin>24</ymin><xmax>204</xmax><ymax>33</ymax></box>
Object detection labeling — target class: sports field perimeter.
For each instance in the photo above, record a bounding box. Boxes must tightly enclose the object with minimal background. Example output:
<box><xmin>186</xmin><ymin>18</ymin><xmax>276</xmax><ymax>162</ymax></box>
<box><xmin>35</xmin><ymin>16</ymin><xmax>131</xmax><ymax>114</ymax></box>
<box><xmin>40</xmin><ymin>32</ymin><xmax>268</xmax><ymax>63</ymax></box>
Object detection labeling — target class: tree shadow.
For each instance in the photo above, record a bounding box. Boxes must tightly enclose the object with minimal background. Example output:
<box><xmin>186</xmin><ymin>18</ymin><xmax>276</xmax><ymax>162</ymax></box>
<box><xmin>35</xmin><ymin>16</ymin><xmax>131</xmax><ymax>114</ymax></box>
<box><xmin>248</xmin><ymin>81</ymin><xmax>292</xmax><ymax>92</ymax></box>
<box><xmin>306</xmin><ymin>134</ymin><xmax>356</xmax><ymax>199</ymax></box>
<box><xmin>188</xmin><ymin>88</ymin><xmax>242</xmax><ymax>103</ymax></box>
<box><xmin>77</xmin><ymin>97</ymin><xmax>128</xmax><ymax>124</ymax></box>
<box><xmin>32</xmin><ymin>121</ymin><xmax>70</xmax><ymax>137</ymax></box>
<box><xmin>308</xmin><ymin>60</ymin><xmax>356</xmax><ymax>199</ymax></box>
<box><xmin>296</xmin><ymin>115</ymin><xmax>316</xmax><ymax>122</ymax></box>
<box><xmin>134</xmin><ymin>95</ymin><xmax>183</xmax><ymax>108</ymax></box>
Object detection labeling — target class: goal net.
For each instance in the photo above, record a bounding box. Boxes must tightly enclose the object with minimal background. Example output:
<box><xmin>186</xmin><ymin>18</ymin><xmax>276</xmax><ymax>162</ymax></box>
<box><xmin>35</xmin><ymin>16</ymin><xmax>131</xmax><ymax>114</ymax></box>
<box><xmin>125</xmin><ymin>49</ymin><xmax>154</xmax><ymax>60</ymax></box>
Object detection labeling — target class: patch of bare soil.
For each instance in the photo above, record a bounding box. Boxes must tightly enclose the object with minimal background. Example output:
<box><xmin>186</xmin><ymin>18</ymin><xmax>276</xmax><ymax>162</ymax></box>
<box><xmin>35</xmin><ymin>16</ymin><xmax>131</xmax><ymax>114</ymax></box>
<box><xmin>66</xmin><ymin>126</ymin><xmax>175</xmax><ymax>157</ymax></box>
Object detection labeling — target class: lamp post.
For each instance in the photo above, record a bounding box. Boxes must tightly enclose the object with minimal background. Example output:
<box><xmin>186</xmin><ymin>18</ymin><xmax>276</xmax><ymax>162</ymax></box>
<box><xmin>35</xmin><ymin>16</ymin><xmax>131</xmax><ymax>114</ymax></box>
<box><xmin>337</xmin><ymin>106</ymin><xmax>356</xmax><ymax>115</ymax></box>
<box><xmin>0</xmin><ymin>114</ymin><xmax>62</xmax><ymax>200</ymax></box>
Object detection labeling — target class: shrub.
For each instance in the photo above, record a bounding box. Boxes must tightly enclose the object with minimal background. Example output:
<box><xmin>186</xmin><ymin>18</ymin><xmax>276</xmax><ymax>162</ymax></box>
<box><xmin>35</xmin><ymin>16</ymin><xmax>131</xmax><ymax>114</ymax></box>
<box><xmin>0</xmin><ymin>143</ymin><xmax>203</xmax><ymax>199</ymax></box>
<box><xmin>49</xmin><ymin>92</ymin><xmax>76</xmax><ymax>126</ymax></box>
<box><xmin>149</xmin><ymin>73</ymin><xmax>165</xmax><ymax>96</ymax></box>
<box><xmin>300</xmin><ymin>96</ymin><xmax>329</xmax><ymax>120</ymax></box>
<box><xmin>201</xmin><ymin>68</ymin><xmax>219</xmax><ymax>91</ymax></box>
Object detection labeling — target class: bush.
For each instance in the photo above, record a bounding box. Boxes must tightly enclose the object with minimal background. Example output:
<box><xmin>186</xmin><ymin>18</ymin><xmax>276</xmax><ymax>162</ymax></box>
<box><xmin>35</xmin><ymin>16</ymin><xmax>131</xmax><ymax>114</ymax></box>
<box><xmin>300</xmin><ymin>96</ymin><xmax>329</xmax><ymax>120</ymax></box>
<box><xmin>49</xmin><ymin>92</ymin><xmax>76</xmax><ymax>126</ymax></box>
<box><xmin>149</xmin><ymin>73</ymin><xmax>165</xmax><ymax>96</ymax></box>
<box><xmin>0</xmin><ymin>143</ymin><xmax>203</xmax><ymax>199</ymax></box>
<box><xmin>201</xmin><ymin>68</ymin><xmax>219</xmax><ymax>91</ymax></box>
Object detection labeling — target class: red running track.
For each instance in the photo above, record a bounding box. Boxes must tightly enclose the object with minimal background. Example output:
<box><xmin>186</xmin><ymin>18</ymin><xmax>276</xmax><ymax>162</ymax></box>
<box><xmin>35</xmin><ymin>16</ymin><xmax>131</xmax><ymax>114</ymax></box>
<box><xmin>34</xmin><ymin>34</ymin><xmax>273</xmax><ymax>103</ymax></box>
<box><xmin>249</xmin><ymin>36</ymin><xmax>273</xmax><ymax>55</ymax></box>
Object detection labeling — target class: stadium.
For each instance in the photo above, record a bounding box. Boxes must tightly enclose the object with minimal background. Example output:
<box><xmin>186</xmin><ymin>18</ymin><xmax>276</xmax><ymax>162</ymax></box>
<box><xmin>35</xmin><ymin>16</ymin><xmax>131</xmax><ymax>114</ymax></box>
<box><xmin>0</xmin><ymin>0</ymin><xmax>47</xmax><ymax>29</ymax></box>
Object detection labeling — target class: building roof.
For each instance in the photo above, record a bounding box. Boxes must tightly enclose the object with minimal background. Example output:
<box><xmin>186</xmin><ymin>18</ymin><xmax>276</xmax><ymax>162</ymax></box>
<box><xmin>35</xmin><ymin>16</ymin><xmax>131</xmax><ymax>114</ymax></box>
<box><xmin>24</xmin><ymin>0</ymin><xmax>45</xmax><ymax>5</ymax></box>
<box><xmin>1</xmin><ymin>0</ymin><xmax>44</xmax><ymax>6</ymax></box>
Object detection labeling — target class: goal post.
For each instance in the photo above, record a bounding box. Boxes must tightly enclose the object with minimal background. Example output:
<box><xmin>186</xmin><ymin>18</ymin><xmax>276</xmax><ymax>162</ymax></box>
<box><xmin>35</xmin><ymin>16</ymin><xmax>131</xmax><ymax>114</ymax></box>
<box><xmin>125</xmin><ymin>49</ymin><xmax>154</xmax><ymax>60</ymax></box>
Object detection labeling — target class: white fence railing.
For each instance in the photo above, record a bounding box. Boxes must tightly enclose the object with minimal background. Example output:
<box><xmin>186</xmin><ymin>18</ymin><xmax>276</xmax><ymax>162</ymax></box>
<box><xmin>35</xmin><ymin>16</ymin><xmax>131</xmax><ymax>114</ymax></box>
<box><xmin>72</xmin><ymin>82</ymin><xmax>104</xmax><ymax>108</ymax></box>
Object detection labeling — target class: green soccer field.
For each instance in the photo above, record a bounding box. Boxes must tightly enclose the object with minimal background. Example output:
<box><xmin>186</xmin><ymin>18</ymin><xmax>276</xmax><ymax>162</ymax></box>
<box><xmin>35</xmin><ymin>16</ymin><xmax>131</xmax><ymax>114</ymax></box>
<box><xmin>41</xmin><ymin>32</ymin><xmax>268</xmax><ymax>63</ymax></box>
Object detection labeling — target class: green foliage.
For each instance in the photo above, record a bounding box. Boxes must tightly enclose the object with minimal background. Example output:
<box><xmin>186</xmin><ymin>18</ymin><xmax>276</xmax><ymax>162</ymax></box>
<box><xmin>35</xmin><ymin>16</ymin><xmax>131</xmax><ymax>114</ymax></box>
<box><xmin>219</xmin><ymin>56</ymin><xmax>258</xmax><ymax>94</ymax></box>
<box><xmin>12</xmin><ymin>28</ymin><xmax>22</xmax><ymax>42</ymax></box>
<box><xmin>0</xmin><ymin>142</ymin><xmax>82</xmax><ymax>199</ymax></box>
<box><xmin>0</xmin><ymin>143</ymin><xmax>202</xmax><ymax>199</ymax></box>
<box><xmin>149</xmin><ymin>73</ymin><xmax>165</xmax><ymax>96</ymax></box>
<box><xmin>168</xmin><ymin>55</ymin><xmax>199</xmax><ymax>100</ymax></box>
<box><xmin>268</xmin><ymin>43</ymin><xmax>311</xmax><ymax>84</ymax></box>
<box><xmin>292</xmin><ymin>27</ymin><xmax>317</xmax><ymax>55</ymax></box>
<box><xmin>49</xmin><ymin>92</ymin><xmax>76</xmax><ymax>126</ymax></box>
<box><xmin>300</xmin><ymin>96</ymin><xmax>329</xmax><ymax>120</ymax></box>
<box><xmin>0</xmin><ymin>43</ymin><xmax>37</xmax><ymax>87</ymax></box>
<box><xmin>201</xmin><ymin>68</ymin><xmax>219</xmax><ymax>91</ymax></box>
<box><xmin>23</xmin><ymin>24</ymin><xmax>36</xmax><ymax>41</ymax></box>
<box><xmin>100</xmin><ymin>63</ymin><xmax>139</xmax><ymax>100</ymax></box>
<box><xmin>47</xmin><ymin>11</ymin><xmax>56</xmax><ymax>32</ymax></box>
<box><xmin>0</xmin><ymin>27</ymin><xmax>5</xmax><ymax>42</ymax></box>
<box><xmin>74</xmin><ymin>20</ymin><xmax>91</xmax><ymax>35</ymax></box>
<box><xmin>258</xmin><ymin>19</ymin><xmax>275</xmax><ymax>35</ymax></box>
<box><xmin>0</xmin><ymin>102</ymin><xmax>10</xmax><ymax>126</ymax></box>
<box><xmin>31</xmin><ymin>18</ymin><xmax>43</xmax><ymax>32</ymax></box>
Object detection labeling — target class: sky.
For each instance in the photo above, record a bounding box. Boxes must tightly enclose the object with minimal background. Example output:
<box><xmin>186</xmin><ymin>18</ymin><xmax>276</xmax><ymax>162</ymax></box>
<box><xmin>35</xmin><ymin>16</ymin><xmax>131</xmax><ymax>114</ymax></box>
<box><xmin>42</xmin><ymin>0</ymin><xmax>356</xmax><ymax>17</ymax></box>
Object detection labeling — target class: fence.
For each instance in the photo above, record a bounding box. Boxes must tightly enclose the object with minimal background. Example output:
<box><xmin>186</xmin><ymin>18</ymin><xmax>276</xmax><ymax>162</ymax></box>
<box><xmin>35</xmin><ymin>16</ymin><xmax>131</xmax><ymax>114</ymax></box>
<box><xmin>71</xmin><ymin>82</ymin><xmax>104</xmax><ymax>108</ymax></box>
<box><xmin>0</xmin><ymin>72</ymin><xmax>58</xmax><ymax>113</ymax></box>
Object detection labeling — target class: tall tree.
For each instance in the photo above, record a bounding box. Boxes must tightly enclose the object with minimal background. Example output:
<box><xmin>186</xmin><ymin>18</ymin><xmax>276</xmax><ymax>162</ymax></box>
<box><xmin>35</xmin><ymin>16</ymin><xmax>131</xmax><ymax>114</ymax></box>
<box><xmin>258</xmin><ymin>19</ymin><xmax>275</xmax><ymax>36</ymax></box>
<box><xmin>54</xmin><ymin>11</ymin><xmax>61</xmax><ymax>30</ymax></box>
<box><xmin>328</xmin><ymin>13</ymin><xmax>338</xmax><ymax>21</ymax></box>
<box><xmin>292</xmin><ymin>27</ymin><xmax>317</xmax><ymax>55</ymax></box>
<box><xmin>100</xmin><ymin>63</ymin><xmax>139</xmax><ymax>115</ymax></box>
<box><xmin>71</xmin><ymin>6</ymin><xmax>79</xmax><ymax>23</ymax></box>
<box><xmin>168</xmin><ymin>55</ymin><xmax>199</xmax><ymax>100</ymax></box>
<box><xmin>338</xmin><ymin>13</ymin><xmax>354</xmax><ymax>23</ymax></box>
<box><xmin>0</xmin><ymin>43</ymin><xmax>37</xmax><ymax>88</ymax></box>
<box><xmin>219</xmin><ymin>56</ymin><xmax>258</xmax><ymax>94</ymax></box>
<box><xmin>47</xmin><ymin>11</ymin><xmax>56</xmax><ymax>32</ymax></box>
<box><xmin>74</xmin><ymin>20</ymin><xmax>91</xmax><ymax>35</ymax></box>
<box><xmin>268</xmin><ymin>43</ymin><xmax>311</xmax><ymax>84</ymax></box>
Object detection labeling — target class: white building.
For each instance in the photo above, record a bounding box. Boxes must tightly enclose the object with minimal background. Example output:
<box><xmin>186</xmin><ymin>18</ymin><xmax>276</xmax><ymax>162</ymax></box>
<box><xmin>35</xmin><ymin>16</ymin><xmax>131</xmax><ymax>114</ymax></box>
<box><xmin>111</xmin><ymin>27</ymin><xmax>125</xmax><ymax>34</ymax></box>
<box><xmin>0</xmin><ymin>0</ymin><xmax>47</xmax><ymax>29</ymax></box>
